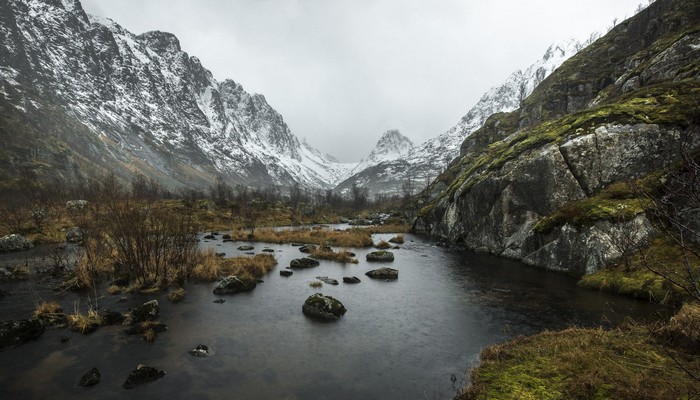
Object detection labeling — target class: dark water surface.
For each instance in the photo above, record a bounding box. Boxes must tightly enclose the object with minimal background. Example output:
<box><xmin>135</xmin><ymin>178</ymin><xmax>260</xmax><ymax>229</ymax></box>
<box><xmin>0</xmin><ymin>232</ymin><xmax>666</xmax><ymax>399</ymax></box>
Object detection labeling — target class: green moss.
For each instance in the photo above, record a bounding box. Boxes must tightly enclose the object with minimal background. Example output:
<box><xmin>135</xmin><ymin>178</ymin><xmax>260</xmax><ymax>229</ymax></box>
<box><xmin>534</xmin><ymin>197</ymin><xmax>645</xmax><ymax>234</ymax></box>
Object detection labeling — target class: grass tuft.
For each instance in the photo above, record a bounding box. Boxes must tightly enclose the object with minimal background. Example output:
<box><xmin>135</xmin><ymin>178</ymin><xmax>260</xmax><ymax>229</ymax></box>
<box><xmin>309</xmin><ymin>281</ymin><xmax>323</xmax><ymax>288</ymax></box>
<box><xmin>167</xmin><ymin>287</ymin><xmax>186</xmax><ymax>303</ymax></box>
<box><xmin>310</xmin><ymin>247</ymin><xmax>358</xmax><ymax>264</ymax></box>
<box><xmin>374</xmin><ymin>240</ymin><xmax>392</xmax><ymax>249</ymax></box>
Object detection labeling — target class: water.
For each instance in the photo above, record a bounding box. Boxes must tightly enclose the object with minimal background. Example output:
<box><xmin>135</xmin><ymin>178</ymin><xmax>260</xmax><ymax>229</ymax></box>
<box><xmin>0</xmin><ymin>232</ymin><xmax>667</xmax><ymax>399</ymax></box>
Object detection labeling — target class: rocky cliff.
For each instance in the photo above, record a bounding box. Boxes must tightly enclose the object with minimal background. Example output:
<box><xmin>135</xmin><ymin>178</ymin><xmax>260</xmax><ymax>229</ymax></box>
<box><xmin>413</xmin><ymin>0</ymin><xmax>700</xmax><ymax>276</ymax></box>
<box><xmin>0</xmin><ymin>0</ymin><xmax>352</xmax><ymax>189</ymax></box>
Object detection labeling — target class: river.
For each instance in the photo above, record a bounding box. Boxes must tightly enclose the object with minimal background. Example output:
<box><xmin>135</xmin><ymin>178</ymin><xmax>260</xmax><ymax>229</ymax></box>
<box><xmin>0</xmin><ymin>231</ymin><xmax>666</xmax><ymax>399</ymax></box>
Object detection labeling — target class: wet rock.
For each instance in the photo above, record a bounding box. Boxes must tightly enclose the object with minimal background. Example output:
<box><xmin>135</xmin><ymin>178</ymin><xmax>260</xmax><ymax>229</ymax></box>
<box><xmin>203</xmin><ymin>234</ymin><xmax>216</xmax><ymax>240</ymax></box>
<box><xmin>262</xmin><ymin>248</ymin><xmax>275</xmax><ymax>253</ymax></box>
<box><xmin>212</xmin><ymin>275</ymin><xmax>256</xmax><ymax>295</ymax></box>
<box><xmin>101</xmin><ymin>310</ymin><xmax>125</xmax><ymax>326</ymax></box>
<box><xmin>343</xmin><ymin>276</ymin><xmax>361</xmax><ymax>284</ymax></box>
<box><xmin>78</xmin><ymin>367</ymin><xmax>101</xmax><ymax>387</ymax></box>
<box><xmin>65</xmin><ymin>227</ymin><xmax>85</xmax><ymax>244</ymax></box>
<box><xmin>130</xmin><ymin>300</ymin><xmax>159</xmax><ymax>324</ymax></box>
<box><xmin>366</xmin><ymin>251</ymin><xmax>394</xmax><ymax>262</ymax></box>
<box><xmin>0</xmin><ymin>319</ymin><xmax>44</xmax><ymax>349</ymax></box>
<box><xmin>60</xmin><ymin>336</ymin><xmax>71</xmax><ymax>343</ymax></box>
<box><xmin>215</xmin><ymin>252</ymin><xmax>226</xmax><ymax>258</ymax></box>
<box><xmin>118</xmin><ymin>297</ymin><xmax>128</xmax><ymax>303</ymax></box>
<box><xmin>298</xmin><ymin>245</ymin><xmax>317</xmax><ymax>253</ymax></box>
<box><xmin>188</xmin><ymin>344</ymin><xmax>210</xmax><ymax>357</ymax></box>
<box><xmin>302</xmin><ymin>293</ymin><xmax>347</xmax><ymax>321</ymax></box>
<box><xmin>290</xmin><ymin>258</ymin><xmax>320</xmax><ymax>269</ymax></box>
<box><xmin>280</xmin><ymin>270</ymin><xmax>293</xmax><ymax>277</ymax></box>
<box><xmin>0</xmin><ymin>234</ymin><xmax>33</xmax><ymax>253</ymax></box>
<box><xmin>316</xmin><ymin>276</ymin><xmax>339</xmax><ymax>285</ymax></box>
<box><xmin>291</xmin><ymin>243</ymin><xmax>303</xmax><ymax>247</ymax></box>
<box><xmin>365</xmin><ymin>267</ymin><xmax>399</xmax><ymax>280</ymax></box>
<box><xmin>122</xmin><ymin>364</ymin><xmax>165</xmax><ymax>389</ymax></box>
<box><xmin>222</xmin><ymin>234</ymin><xmax>232</xmax><ymax>240</ymax></box>
<box><xmin>237</xmin><ymin>245</ymin><xmax>254</xmax><ymax>251</ymax></box>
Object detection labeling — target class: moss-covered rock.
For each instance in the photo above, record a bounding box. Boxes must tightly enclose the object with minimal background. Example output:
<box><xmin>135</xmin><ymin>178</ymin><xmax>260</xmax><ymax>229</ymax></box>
<box><xmin>0</xmin><ymin>319</ymin><xmax>44</xmax><ymax>349</ymax></box>
<box><xmin>366</xmin><ymin>251</ymin><xmax>394</xmax><ymax>262</ymax></box>
<box><xmin>212</xmin><ymin>275</ymin><xmax>257</xmax><ymax>294</ymax></box>
<box><xmin>122</xmin><ymin>364</ymin><xmax>165</xmax><ymax>389</ymax></box>
<box><xmin>365</xmin><ymin>267</ymin><xmax>399</xmax><ymax>280</ymax></box>
<box><xmin>289</xmin><ymin>257</ymin><xmax>320</xmax><ymax>269</ymax></box>
<box><xmin>302</xmin><ymin>293</ymin><xmax>347</xmax><ymax>321</ymax></box>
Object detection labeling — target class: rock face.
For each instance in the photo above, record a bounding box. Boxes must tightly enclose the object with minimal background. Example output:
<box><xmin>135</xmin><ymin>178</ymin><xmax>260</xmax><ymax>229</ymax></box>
<box><xmin>0</xmin><ymin>319</ymin><xmax>44</xmax><ymax>349</ymax></box>
<box><xmin>365</xmin><ymin>267</ymin><xmax>399</xmax><ymax>280</ymax></box>
<box><xmin>366</xmin><ymin>251</ymin><xmax>395</xmax><ymax>262</ymax></box>
<box><xmin>78</xmin><ymin>367</ymin><xmax>101</xmax><ymax>387</ymax></box>
<box><xmin>290</xmin><ymin>258</ymin><xmax>320</xmax><ymax>269</ymax></box>
<box><xmin>0</xmin><ymin>234</ymin><xmax>33</xmax><ymax>253</ymax></box>
<box><xmin>122</xmin><ymin>364</ymin><xmax>165</xmax><ymax>389</ymax></box>
<box><xmin>0</xmin><ymin>0</ymin><xmax>353</xmax><ymax>189</ymax></box>
<box><xmin>212</xmin><ymin>275</ymin><xmax>257</xmax><ymax>294</ymax></box>
<box><xmin>302</xmin><ymin>293</ymin><xmax>347</xmax><ymax>321</ymax></box>
<box><xmin>413</xmin><ymin>0</ymin><xmax>700</xmax><ymax>276</ymax></box>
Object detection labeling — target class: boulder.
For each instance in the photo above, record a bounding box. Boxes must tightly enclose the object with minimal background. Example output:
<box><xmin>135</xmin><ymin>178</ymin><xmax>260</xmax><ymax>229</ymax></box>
<box><xmin>302</xmin><ymin>293</ymin><xmax>347</xmax><ymax>321</ymax></box>
<box><xmin>280</xmin><ymin>270</ymin><xmax>293</xmax><ymax>277</ymax></box>
<box><xmin>65</xmin><ymin>227</ymin><xmax>85</xmax><ymax>244</ymax></box>
<box><xmin>290</xmin><ymin>258</ymin><xmax>320</xmax><ymax>269</ymax></box>
<box><xmin>0</xmin><ymin>319</ymin><xmax>44</xmax><ymax>349</ymax></box>
<box><xmin>101</xmin><ymin>310</ymin><xmax>125</xmax><ymax>326</ymax></box>
<box><xmin>212</xmin><ymin>275</ymin><xmax>256</xmax><ymax>295</ymax></box>
<box><xmin>222</xmin><ymin>234</ymin><xmax>232</xmax><ymax>240</ymax></box>
<box><xmin>130</xmin><ymin>300</ymin><xmax>159</xmax><ymax>324</ymax></box>
<box><xmin>203</xmin><ymin>234</ymin><xmax>216</xmax><ymax>240</ymax></box>
<box><xmin>366</xmin><ymin>251</ymin><xmax>394</xmax><ymax>262</ymax></box>
<box><xmin>237</xmin><ymin>245</ymin><xmax>254</xmax><ymax>251</ymax></box>
<box><xmin>78</xmin><ymin>367</ymin><xmax>101</xmax><ymax>387</ymax></box>
<box><xmin>298</xmin><ymin>244</ymin><xmax>317</xmax><ymax>253</ymax></box>
<box><xmin>262</xmin><ymin>248</ymin><xmax>275</xmax><ymax>253</ymax></box>
<box><xmin>188</xmin><ymin>344</ymin><xmax>210</xmax><ymax>357</ymax></box>
<box><xmin>122</xmin><ymin>364</ymin><xmax>165</xmax><ymax>389</ymax></box>
<box><xmin>212</xmin><ymin>299</ymin><xmax>226</xmax><ymax>304</ymax></box>
<box><xmin>365</xmin><ymin>267</ymin><xmax>399</xmax><ymax>280</ymax></box>
<box><xmin>343</xmin><ymin>276</ymin><xmax>361</xmax><ymax>284</ymax></box>
<box><xmin>316</xmin><ymin>276</ymin><xmax>339</xmax><ymax>285</ymax></box>
<box><xmin>0</xmin><ymin>234</ymin><xmax>33</xmax><ymax>253</ymax></box>
<box><xmin>66</xmin><ymin>200</ymin><xmax>88</xmax><ymax>211</ymax></box>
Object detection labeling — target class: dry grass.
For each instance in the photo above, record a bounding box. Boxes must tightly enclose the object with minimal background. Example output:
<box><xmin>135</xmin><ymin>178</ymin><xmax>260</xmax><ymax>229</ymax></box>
<box><xmin>143</xmin><ymin>329</ymin><xmax>157</xmax><ymax>342</ymax></box>
<box><xmin>309</xmin><ymin>281</ymin><xmax>323</xmax><ymax>288</ymax></box>
<box><xmin>68</xmin><ymin>308</ymin><xmax>102</xmax><ymax>334</ymax></box>
<box><xmin>310</xmin><ymin>247</ymin><xmax>358</xmax><ymax>264</ymax></box>
<box><xmin>459</xmin><ymin>321</ymin><xmax>700</xmax><ymax>400</ymax></box>
<box><xmin>229</xmin><ymin>227</ymin><xmax>373</xmax><ymax>247</ymax></box>
<box><xmin>106</xmin><ymin>285</ymin><xmax>123</xmax><ymax>295</ymax></box>
<box><xmin>33</xmin><ymin>300</ymin><xmax>62</xmax><ymax>318</ymax></box>
<box><xmin>167</xmin><ymin>287</ymin><xmax>186</xmax><ymax>303</ymax></box>
<box><xmin>389</xmin><ymin>234</ymin><xmax>405</xmax><ymax>244</ymax></box>
<box><xmin>192</xmin><ymin>250</ymin><xmax>277</xmax><ymax>281</ymax></box>
<box><xmin>362</xmin><ymin>224</ymin><xmax>410</xmax><ymax>234</ymax></box>
<box><xmin>656</xmin><ymin>302</ymin><xmax>700</xmax><ymax>354</ymax></box>
<box><xmin>374</xmin><ymin>240</ymin><xmax>392</xmax><ymax>249</ymax></box>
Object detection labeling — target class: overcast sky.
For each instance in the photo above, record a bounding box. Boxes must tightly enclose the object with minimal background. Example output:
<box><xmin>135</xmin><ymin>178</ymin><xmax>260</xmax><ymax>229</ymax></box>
<box><xmin>80</xmin><ymin>0</ymin><xmax>645</xmax><ymax>162</ymax></box>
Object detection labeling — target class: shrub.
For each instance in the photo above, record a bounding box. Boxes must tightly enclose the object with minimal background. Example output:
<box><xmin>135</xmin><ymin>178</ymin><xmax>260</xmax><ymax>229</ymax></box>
<box><xmin>167</xmin><ymin>287</ymin><xmax>185</xmax><ymax>303</ymax></box>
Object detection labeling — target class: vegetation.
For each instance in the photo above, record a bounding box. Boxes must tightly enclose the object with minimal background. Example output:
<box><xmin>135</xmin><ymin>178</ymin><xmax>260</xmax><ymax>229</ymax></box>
<box><xmin>309</xmin><ymin>281</ymin><xmax>323</xmax><ymax>288</ymax></box>
<box><xmin>309</xmin><ymin>247</ymin><xmax>358</xmax><ymax>264</ymax></box>
<box><xmin>68</xmin><ymin>307</ymin><xmax>101</xmax><ymax>334</ymax></box>
<box><xmin>191</xmin><ymin>250</ymin><xmax>277</xmax><ymax>281</ymax></box>
<box><xmin>459</xmin><ymin>322</ymin><xmax>700</xmax><ymax>400</ymax></box>
<box><xmin>228</xmin><ymin>226</ymin><xmax>374</xmax><ymax>248</ymax></box>
<box><xmin>167</xmin><ymin>287</ymin><xmax>186</xmax><ymax>303</ymax></box>
<box><xmin>374</xmin><ymin>240</ymin><xmax>392</xmax><ymax>249</ymax></box>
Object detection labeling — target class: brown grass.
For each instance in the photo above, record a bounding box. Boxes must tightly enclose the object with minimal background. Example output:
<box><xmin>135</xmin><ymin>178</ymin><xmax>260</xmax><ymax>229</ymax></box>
<box><xmin>106</xmin><ymin>285</ymin><xmax>123</xmax><ymax>295</ymax></box>
<box><xmin>310</xmin><ymin>247</ymin><xmax>358</xmax><ymax>264</ymax></box>
<box><xmin>374</xmin><ymin>240</ymin><xmax>392</xmax><ymax>249</ymax></box>
<box><xmin>143</xmin><ymin>329</ymin><xmax>157</xmax><ymax>342</ymax></box>
<box><xmin>33</xmin><ymin>300</ymin><xmax>62</xmax><ymax>318</ymax></box>
<box><xmin>229</xmin><ymin>227</ymin><xmax>373</xmax><ymax>247</ymax></box>
<box><xmin>389</xmin><ymin>234</ymin><xmax>405</xmax><ymax>244</ymax></box>
<box><xmin>309</xmin><ymin>281</ymin><xmax>323</xmax><ymax>288</ymax></box>
<box><xmin>362</xmin><ymin>223</ymin><xmax>410</xmax><ymax>234</ymax></box>
<box><xmin>192</xmin><ymin>251</ymin><xmax>277</xmax><ymax>281</ymax></box>
<box><xmin>68</xmin><ymin>308</ymin><xmax>101</xmax><ymax>334</ymax></box>
<box><xmin>656</xmin><ymin>302</ymin><xmax>700</xmax><ymax>354</ymax></box>
<box><xmin>167</xmin><ymin>287</ymin><xmax>186</xmax><ymax>303</ymax></box>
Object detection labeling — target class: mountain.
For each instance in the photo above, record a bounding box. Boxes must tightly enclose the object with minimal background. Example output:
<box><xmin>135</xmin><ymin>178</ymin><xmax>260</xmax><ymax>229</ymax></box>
<box><xmin>0</xmin><ymin>0</ymin><xmax>352</xmax><ymax>189</ymax></box>
<box><xmin>335</xmin><ymin>39</ymin><xmax>585</xmax><ymax>197</ymax></box>
<box><xmin>413</xmin><ymin>0</ymin><xmax>700</xmax><ymax>276</ymax></box>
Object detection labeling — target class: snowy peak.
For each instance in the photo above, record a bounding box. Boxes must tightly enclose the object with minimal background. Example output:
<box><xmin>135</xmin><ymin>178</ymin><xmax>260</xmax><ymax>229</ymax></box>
<box><xmin>368</xmin><ymin>129</ymin><xmax>414</xmax><ymax>162</ymax></box>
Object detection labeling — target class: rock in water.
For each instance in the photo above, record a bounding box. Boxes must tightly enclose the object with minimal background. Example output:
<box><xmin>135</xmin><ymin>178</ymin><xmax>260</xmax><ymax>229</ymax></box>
<box><xmin>212</xmin><ymin>275</ymin><xmax>257</xmax><ymax>295</ymax></box>
<box><xmin>289</xmin><ymin>258</ymin><xmax>320</xmax><ymax>269</ymax></box>
<box><xmin>280</xmin><ymin>270</ymin><xmax>293</xmax><ymax>277</ymax></box>
<box><xmin>298</xmin><ymin>245</ymin><xmax>317</xmax><ymax>253</ymax></box>
<box><xmin>188</xmin><ymin>344</ymin><xmax>210</xmax><ymax>357</ymax></box>
<box><xmin>237</xmin><ymin>245</ymin><xmax>254</xmax><ymax>251</ymax></box>
<box><xmin>302</xmin><ymin>293</ymin><xmax>347</xmax><ymax>321</ymax></box>
<box><xmin>366</xmin><ymin>251</ymin><xmax>394</xmax><ymax>262</ymax></box>
<box><xmin>343</xmin><ymin>276</ymin><xmax>361</xmax><ymax>284</ymax></box>
<box><xmin>0</xmin><ymin>234</ymin><xmax>33</xmax><ymax>253</ymax></box>
<box><xmin>130</xmin><ymin>300</ymin><xmax>159</xmax><ymax>324</ymax></box>
<box><xmin>122</xmin><ymin>364</ymin><xmax>165</xmax><ymax>389</ymax></box>
<box><xmin>0</xmin><ymin>319</ymin><xmax>45</xmax><ymax>349</ymax></box>
<box><xmin>78</xmin><ymin>367</ymin><xmax>101</xmax><ymax>387</ymax></box>
<box><xmin>365</xmin><ymin>267</ymin><xmax>399</xmax><ymax>280</ymax></box>
<box><xmin>316</xmin><ymin>276</ymin><xmax>339</xmax><ymax>285</ymax></box>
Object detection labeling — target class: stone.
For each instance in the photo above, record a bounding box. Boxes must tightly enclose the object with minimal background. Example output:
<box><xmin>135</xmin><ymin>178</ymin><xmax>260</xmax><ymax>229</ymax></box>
<box><xmin>66</xmin><ymin>200</ymin><xmax>88</xmax><ymax>211</ymax></box>
<box><xmin>0</xmin><ymin>234</ymin><xmax>33</xmax><ymax>253</ymax></box>
<box><xmin>78</xmin><ymin>367</ymin><xmax>101</xmax><ymax>387</ymax></box>
<box><xmin>65</xmin><ymin>227</ymin><xmax>85</xmax><ymax>244</ymax></box>
<box><xmin>289</xmin><ymin>257</ymin><xmax>320</xmax><ymax>269</ymax></box>
<box><xmin>0</xmin><ymin>319</ymin><xmax>44</xmax><ymax>349</ymax></box>
<box><xmin>212</xmin><ymin>275</ymin><xmax>256</xmax><ymax>295</ymax></box>
<box><xmin>122</xmin><ymin>364</ymin><xmax>165</xmax><ymax>389</ymax></box>
<box><xmin>237</xmin><ymin>245</ymin><xmax>254</xmax><ymax>251</ymax></box>
<box><xmin>302</xmin><ymin>293</ymin><xmax>347</xmax><ymax>321</ymax></box>
<box><xmin>280</xmin><ymin>270</ymin><xmax>293</xmax><ymax>277</ymax></box>
<box><xmin>366</xmin><ymin>251</ymin><xmax>394</xmax><ymax>262</ymax></box>
<box><xmin>203</xmin><ymin>234</ymin><xmax>216</xmax><ymax>240</ymax></box>
<box><xmin>262</xmin><ymin>248</ymin><xmax>275</xmax><ymax>253</ymax></box>
<box><xmin>130</xmin><ymin>300</ymin><xmax>159</xmax><ymax>324</ymax></box>
<box><xmin>298</xmin><ymin>244</ymin><xmax>317</xmax><ymax>253</ymax></box>
<box><xmin>60</xmin><ymin>336</ymin><xmax>71</xmax><ymax>343</ymax></box>
<box><xmin>212</xmin><ymin>299</ymin><xmax>226</xmax><ymax>304</ymax></box>
<box><xmin>215</xmin><ymin>252</ymin><xmax>226</xmax><ymax>257</ymax></box>
<box><xmin>365</xmin><ymin>267</ymin><xmax>399</xmax><ymax>280</ymax></box>
<box><xmin>316</xmin><ymin>276</ymin><xmax>339</xmax><ymax>285</ymax></box>
<box><xmin>188</xmin><ymin>344</ymin><xmax>210</xmax><ymax>357</ymax></box>
<box><xmin>343</xmin><ymin>276</ymin><xmax>361</xmax><ymax>284</ymax></box>
<box><xmin>222</xmin><ymin>234</ymin><xmax>232</xmax><ymax>240</ymax></box>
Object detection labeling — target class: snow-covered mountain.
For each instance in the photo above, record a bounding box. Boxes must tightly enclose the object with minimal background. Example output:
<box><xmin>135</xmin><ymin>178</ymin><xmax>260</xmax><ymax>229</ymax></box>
<box><xmin>336</xmin><ymin>38</ymin><xmax>587</xmax><ymax>196</ymax></box>
<box><xmin>0</xmin><ymin>0</ymin><xmax>352</xmax><ymax>189</ymax></box>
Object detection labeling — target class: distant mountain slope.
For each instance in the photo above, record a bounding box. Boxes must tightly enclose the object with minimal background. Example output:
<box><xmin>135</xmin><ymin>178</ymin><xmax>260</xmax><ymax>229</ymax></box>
<box><xmin>0</xmin><ymin>0</ymin><xmax>352</xmax><ymax>188</ymax></box>
<box><xmin>336</xmin><ymin>39</ymin><xmax>585</xmax><ymax>196</ymax></box>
